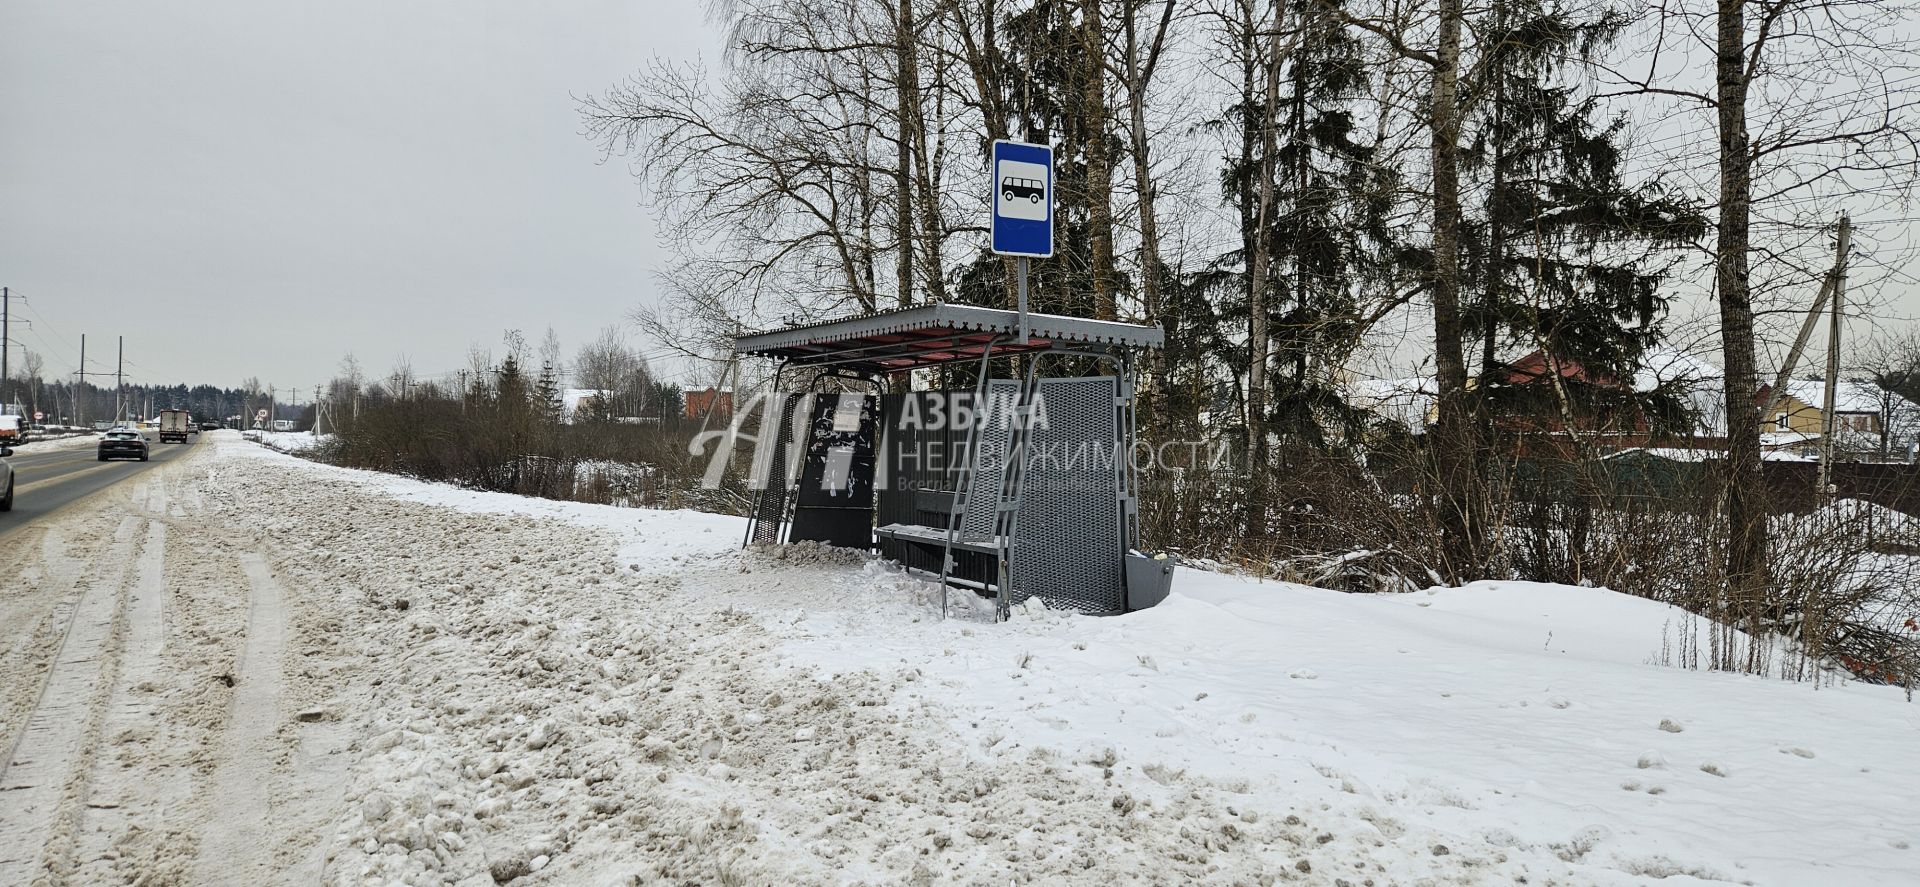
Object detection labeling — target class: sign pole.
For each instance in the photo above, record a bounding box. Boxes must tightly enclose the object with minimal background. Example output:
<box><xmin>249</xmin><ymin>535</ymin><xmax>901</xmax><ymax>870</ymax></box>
<box><xmin>1016</xmin><ymin>257</ymin><xmax>1030</xmax><ymax>345</ymax></box>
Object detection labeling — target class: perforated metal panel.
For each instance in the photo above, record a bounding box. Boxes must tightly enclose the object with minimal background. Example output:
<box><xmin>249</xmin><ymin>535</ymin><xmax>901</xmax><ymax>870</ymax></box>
<box><xmin>958</xmin><ymin>380</ymin><xmax>1020</xmax><ymax>542</ymax></box>
<box><xmin>1009</xmin><ymin>377</ymin><xmax>1126</xmax><ymax>613</ymax></box>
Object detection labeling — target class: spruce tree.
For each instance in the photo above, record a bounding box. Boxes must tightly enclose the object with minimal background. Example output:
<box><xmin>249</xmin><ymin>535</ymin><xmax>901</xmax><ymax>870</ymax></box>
<box><xmin>535</xmin><ymin>361</ymin><xmax>563</xmax><ymax>425</ymax></box>
<box><xmin>1456</xmin><ymin>4</ymin><xmax>1705</xmax><ymax>433</ymax></box>
<box><xmin>1265</xmin><ymin>0</ymin><xmax>1397</xmax><ymax>446</ymax></box>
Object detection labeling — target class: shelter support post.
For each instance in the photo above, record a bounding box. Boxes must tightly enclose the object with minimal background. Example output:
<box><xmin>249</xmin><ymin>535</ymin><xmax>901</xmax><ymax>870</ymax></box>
<box><xmin>940</xmin><ymin>337</ymin><xmax>1003</xmax><ymax>619</ymax></box>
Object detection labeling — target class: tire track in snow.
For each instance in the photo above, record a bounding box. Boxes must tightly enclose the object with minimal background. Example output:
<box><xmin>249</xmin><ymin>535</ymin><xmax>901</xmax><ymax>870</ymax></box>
<box><xmin>68</xmin><ymin>492</ymin><xmax>178</xmax><ymax>883</ymax></box>
<box><xmin>0</xmin><ymin>516</ymin><xmax>142</xmax><ymax>884</ymax></box>
<box><xmin>195</xmin><ymin>551</ymin><xmax>288</xmax><ymax>886</ymax></box>
<box><xmin>0</xmin><ymin>527</ymin><xmax>79</xmax><ymax>734</ymax></box>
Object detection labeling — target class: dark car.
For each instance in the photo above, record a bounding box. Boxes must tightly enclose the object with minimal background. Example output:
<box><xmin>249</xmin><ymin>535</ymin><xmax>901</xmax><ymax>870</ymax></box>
<box><xmin>1</xmin><ymin>443</ymin><xmax>14</xmax><ymax>511</ymax></box>
<box><xmin>98</xmin><ymin>431</ymin><xmax>149</xmax><ymax>462</ymax></box>
<box><xmin>200</xmin><ymin>422</ymin><xmax>222</xmax><ymax>431</ymax></box>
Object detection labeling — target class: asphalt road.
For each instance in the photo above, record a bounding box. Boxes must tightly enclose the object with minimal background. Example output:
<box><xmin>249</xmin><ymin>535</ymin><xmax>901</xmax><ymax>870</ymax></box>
<box><xmin>0</xmin><ymin>433</ymin><xmax>199</xmax><ymax>535</ymax></box>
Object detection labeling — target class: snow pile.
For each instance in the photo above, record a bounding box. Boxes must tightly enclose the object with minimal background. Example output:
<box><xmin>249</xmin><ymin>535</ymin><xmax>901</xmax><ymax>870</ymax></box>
<box><xmin>246</xmin><ymin>429</ymin><xmax>329</xmax><ymax>455</ymax></box>
<box><xmin>199</xmin><ymin>436</ymin><xmax>1920</xmax><ymax>885</ymax></box>
<box><xmin>9</xmin><ymin>431</ymin><xmax>101</xmax><ymax>453</ymax></box>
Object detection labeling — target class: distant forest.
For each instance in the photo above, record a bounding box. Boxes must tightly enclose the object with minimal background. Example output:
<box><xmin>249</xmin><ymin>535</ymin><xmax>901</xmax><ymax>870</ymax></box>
<box><xmin>1</xmin><ymin>379</ymin><xmax>299</xmax><ymax>428</ymax></box>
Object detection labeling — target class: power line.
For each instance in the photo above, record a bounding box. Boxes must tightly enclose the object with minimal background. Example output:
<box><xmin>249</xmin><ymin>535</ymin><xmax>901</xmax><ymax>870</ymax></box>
<box><xmin>1623</xmin><ymin>70</ymin><xmax>1920</xmax><ymax>155</ymax></box>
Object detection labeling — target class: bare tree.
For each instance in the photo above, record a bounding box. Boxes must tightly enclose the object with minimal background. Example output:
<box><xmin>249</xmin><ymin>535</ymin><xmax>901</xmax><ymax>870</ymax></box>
<box><xmin>17</xmin><ymin>350</ymin><xmax>43</xmax><ymax>418</ymax></box>
<box><xmin>1245</xmin><ymin>0</ymin><xmax>1288</xmax><ymax>538</ymax></box>
<box><xmin>1312</xmin><ymin>0</ymin><xmax>1485</xmax><ymax>577</ymax></box>
<box><xmin>1851</xmin><ymin>331</ymin><xmax>1920</xmax><ymax>458</ymax></box>
<box><xmin>1595</xmin><ymin>0</ymin><xmax>1920</xmax><ymax>645</ymax></box>
<box><xmin>1083</xmin><ymin>0</ymin><xmax>1119</xmax><ymax>320</ymax></box>
<box><xmin>574</xmin><ymin>326</ymin><xmax>657</xmax><ymax>421</ymax></box>
<box><xmin>1113</xmin><ymin>0</ymin><xmax>1179</xmax><ymax>420</ymax></box>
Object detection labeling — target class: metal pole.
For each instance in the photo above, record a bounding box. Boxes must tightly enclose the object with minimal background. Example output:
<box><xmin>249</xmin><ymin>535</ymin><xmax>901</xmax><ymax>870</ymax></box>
<box><xmin>2</xmin><ymin>287</ymin><xmax>10</xmax><ymax>408</ymax></box>
<box><xmin>78</xmin><ymin>334</ymin><xmax>86</xmax><ymax>428</ymax></box>
<box><xmin>1817</xmin><ymin>214</ymin><xmax>1850</xmax><ymax>497</ymax></box>
<box><xmin>995</xmin><ymin>354</ymin><xmax>1046</xmax><ymax>622</ymax></box>
<box><xmin>1016</xmin><ymin>257</ymin><xmax>1031</xmax><ymax>345</ymax></box>
<box><xmin>940</xmin><ymin>338</ymin><xmax>1003</xmax><ymax>620</ymax></box>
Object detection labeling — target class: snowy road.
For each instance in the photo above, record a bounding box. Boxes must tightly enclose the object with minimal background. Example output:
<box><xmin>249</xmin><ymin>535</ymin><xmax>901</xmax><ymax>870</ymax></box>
<box><xmin>0</xmin><ymin>436</ymin><xmax>343</xmax><ymax>885</ymax></box>
<box><xmin>0</xmin><ymin>432</ymin><xmax>197</xmax><ymax>537</ymax></box>
<box><xmin>0</xmin><ymin>431</ymin><xmax>1915</xmax><ymax>886</ymax></box>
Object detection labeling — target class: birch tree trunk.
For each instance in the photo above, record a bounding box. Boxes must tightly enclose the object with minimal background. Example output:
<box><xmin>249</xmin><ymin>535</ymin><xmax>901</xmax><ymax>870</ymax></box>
<box><xmin>1121</xmin><ymin>0</ymin><xmax>1175</xmax><ymax>426</ymax></box>
<box><xmin>1245</xmin><ymin>0</ymin><xmax>1285</xmax><ymax>539</ymax></box>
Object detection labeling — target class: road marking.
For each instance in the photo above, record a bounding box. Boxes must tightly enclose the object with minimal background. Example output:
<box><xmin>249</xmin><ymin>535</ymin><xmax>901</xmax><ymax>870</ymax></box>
<box><xmin>15</xmin><ymin>466</ymin><xmax>143</xmax><ymax>496</ymax></box>
<box><xmin>8</xmin><ymin>441</ymin><xmax>187</xmax><ymax>498</ymax></box>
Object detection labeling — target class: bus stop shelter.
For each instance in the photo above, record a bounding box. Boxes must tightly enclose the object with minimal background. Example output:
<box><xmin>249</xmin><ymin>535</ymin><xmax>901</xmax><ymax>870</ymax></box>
<box><xmin>731</xmin><ymin>302</ymin><xmax>1173</xmax><ymax>619</ymax></box>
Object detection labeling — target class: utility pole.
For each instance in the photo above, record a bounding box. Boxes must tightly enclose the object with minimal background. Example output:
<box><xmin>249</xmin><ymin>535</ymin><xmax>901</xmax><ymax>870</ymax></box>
<box><xmin>1817</xmin><ymin>213</ymin><xmax>1851</xmax><ymax>497</ymax></box>
<box><xmin>2</xmin><ymin>286</ymin><xmax>11</xmax><ymax>408</ymax></box>
<box><xmin>78</xmin><ymin>334</ymin><xmax>87</xmax><ymax>427</ymax></box>
<box><xmin>116</xmin><ymin>335</ymin><xmax>125</xmax><ymax>424</ymax></box>
<box><xmin>1767</xmin><ymin>216</ymin><xmax>1853</xmax><ymax>419</ymax></box>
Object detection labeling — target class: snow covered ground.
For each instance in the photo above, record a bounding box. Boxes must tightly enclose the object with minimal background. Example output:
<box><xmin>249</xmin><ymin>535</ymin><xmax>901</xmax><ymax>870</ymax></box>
<box><xmin>3</xmin><ymin>433</ymin><xmax>1916</xmax><ymax>885</ymax></box>
<box><xmin>8</xmin><ymin>429</ymin><xmax>100</xmax><ymax>453</ymax></box>
<box><xmin>245</xmin><ymin>429</ymin><xmax>328</xmax><ymax>454</ymax></box>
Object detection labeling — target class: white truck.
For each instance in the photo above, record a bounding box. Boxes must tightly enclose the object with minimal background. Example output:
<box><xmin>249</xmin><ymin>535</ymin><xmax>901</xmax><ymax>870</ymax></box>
<box><xmin>158</xmin><ymin>409</ymin><xmax>193</xmax><ymax>444</ymax></box>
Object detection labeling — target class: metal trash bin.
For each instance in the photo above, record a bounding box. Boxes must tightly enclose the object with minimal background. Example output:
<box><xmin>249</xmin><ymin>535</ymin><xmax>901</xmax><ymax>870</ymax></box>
<box><xmin>1125</xmin><ymin>553</ymin><xmax>1175</xmax><ymax>611</ymax></box>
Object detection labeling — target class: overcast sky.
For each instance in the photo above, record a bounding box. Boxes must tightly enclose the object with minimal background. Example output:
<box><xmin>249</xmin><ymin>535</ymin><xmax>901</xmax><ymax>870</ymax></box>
<box><xmin>2</xmin><ymin>0</ymin><xmax>716</xmax><ymax>394</ymax></box>
<box><xmin>6</xmin><ymin>3</ymin><xmax>1916</xmax><ymax>397</ymax></box>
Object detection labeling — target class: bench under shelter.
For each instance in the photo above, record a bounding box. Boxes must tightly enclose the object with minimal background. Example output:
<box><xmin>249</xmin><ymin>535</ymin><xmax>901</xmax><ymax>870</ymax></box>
<box><xmin>731</xmin><ymin>302</ymin><xmax>1174</xmax><ymax>619</ymax></box>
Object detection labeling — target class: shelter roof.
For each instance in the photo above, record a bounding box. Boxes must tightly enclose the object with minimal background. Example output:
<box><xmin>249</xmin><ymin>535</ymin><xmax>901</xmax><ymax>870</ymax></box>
<box><xmin>733</xmin><ymin>303</ymin><xmax>1163</xmax><ymax>373</ymax></box>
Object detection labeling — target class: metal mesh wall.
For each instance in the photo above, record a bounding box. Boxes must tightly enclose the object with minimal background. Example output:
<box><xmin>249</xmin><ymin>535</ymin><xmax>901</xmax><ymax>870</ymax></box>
<box><xmin>1009</xmin><ymin>377</ymin><xmax>1125</xmax><ymax>613</ymax></box>
<box><xmin>747</xmin><ymin>393</ymin><xmax>806</xmax><ymax>546</ymax></box>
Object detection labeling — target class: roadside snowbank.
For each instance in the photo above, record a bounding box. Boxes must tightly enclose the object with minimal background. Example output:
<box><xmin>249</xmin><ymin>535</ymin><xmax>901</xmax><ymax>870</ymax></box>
<box><xmin>246</xmin><ymin>429</ymin><xmax>328</xmax><ymax>454</ymax></box>
<box><xmin>9</xmin><ymin>431</ymin><xmax>99</xmax><ymax>453</ymax></box>
<box><xmin>203</xmin><ymin>437</ymin><xmax>1920</xmax><ymax>885</ymax></box>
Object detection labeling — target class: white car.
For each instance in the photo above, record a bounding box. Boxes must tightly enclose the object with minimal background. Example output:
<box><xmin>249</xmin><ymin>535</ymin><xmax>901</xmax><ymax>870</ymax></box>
<box><xmin>1</xmin><ymin>443</ymin><xmax>13</xmax><ymax>511</ymax></box>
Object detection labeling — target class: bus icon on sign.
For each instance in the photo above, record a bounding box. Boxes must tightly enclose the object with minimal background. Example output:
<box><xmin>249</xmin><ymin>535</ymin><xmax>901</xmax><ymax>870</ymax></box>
<box><xmin>1001</xmin><ymin>176</ymin><xmax>1044</xmax><ymax>203</ymax></box>
<box><xmin>995</xmin><ymin>157</ymin><xmax>1049</xmax><ymax>223</ymax></box>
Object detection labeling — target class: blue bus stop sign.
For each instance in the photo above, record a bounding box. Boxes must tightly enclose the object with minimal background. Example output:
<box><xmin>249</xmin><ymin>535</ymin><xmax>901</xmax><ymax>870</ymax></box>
<box><xmin>991</xmin><ymin>140</ymin><xmax>1052</xmax><ymax>258</ymax></box>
